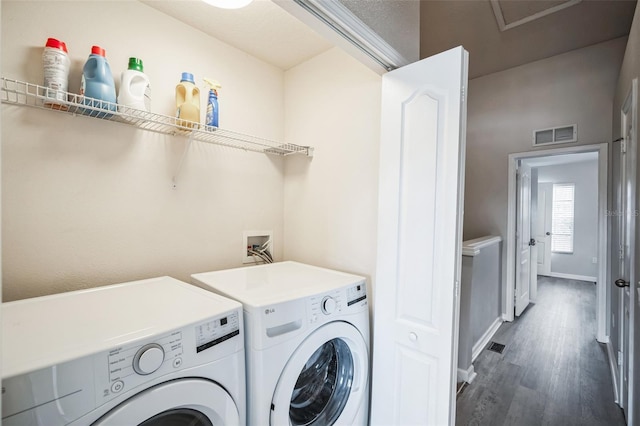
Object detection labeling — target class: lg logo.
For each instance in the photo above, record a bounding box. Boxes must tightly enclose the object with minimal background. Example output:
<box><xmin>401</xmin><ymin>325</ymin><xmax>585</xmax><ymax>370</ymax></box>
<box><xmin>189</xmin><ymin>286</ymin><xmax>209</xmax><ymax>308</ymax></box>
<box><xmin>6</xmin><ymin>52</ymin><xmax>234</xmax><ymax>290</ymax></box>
<box><xmin>265</xmin><ymin>308</ymin><xmax>275</xmax><ymax>315</ymax></box>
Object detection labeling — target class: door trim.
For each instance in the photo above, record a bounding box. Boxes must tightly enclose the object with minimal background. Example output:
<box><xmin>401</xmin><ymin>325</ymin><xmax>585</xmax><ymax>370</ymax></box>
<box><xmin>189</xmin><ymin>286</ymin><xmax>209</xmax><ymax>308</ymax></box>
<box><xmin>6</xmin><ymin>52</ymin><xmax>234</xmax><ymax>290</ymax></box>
<box><xmin>619</xmin><ymin>76</ymin><xmax>637</xmax><ymax>425</ymax></box>
<box><xmin>607</xmin><ymin>339</ymin><xmax>621</xmax><ymax>404</ymax></box>
<box><xmin>505</xmin><ymin>143</ymin><xmax>608</xmax><ymax>343</ymax></box>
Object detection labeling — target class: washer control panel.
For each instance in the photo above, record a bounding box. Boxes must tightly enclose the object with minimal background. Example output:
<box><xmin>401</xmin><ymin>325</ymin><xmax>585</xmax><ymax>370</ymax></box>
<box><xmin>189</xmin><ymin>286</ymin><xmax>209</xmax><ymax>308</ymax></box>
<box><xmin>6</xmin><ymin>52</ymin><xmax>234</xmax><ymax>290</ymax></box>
<box><xmin>308</xmin><ymin>290</ymin><xmax>342</xmax><ymax>324</ymax></box>
<box><xmin>307</xmin><ymin>281</ymin><xmax>367</xmax><ymax>324</ymax></box>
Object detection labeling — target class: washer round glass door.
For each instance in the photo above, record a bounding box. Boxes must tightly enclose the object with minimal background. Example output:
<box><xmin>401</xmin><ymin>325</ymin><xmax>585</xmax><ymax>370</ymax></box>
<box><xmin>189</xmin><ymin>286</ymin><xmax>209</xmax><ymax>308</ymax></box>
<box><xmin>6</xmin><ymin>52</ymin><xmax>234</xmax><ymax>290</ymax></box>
<box><xmin>270</xmin><ymin>322</ymin><xmax>368</xmax><ymax>426</ymax></box>
<box><xmin>93</xmin><ymin>379</ymin><xmax>239</xmax><ymax>425</ymax></box>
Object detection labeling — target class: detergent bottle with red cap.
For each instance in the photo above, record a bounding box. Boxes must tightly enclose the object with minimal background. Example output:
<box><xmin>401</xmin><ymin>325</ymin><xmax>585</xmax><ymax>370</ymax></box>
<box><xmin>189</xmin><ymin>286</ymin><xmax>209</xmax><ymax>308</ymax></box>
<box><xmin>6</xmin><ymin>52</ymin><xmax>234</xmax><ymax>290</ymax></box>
<box><xmin>80</xmin><ymin>45</ymin><xmax>117</xmax><ymax>114</ymax></box>
<box><xmin>42</xmin><ymin>37</ymin><xmax>70</xmax><ymax>108</ymax></box>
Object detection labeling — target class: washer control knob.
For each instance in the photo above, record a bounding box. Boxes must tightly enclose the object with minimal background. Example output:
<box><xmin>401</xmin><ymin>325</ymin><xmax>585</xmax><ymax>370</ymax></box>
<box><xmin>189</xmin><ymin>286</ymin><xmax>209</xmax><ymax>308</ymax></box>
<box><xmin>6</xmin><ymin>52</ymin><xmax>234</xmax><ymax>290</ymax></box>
<box><xmin>133</xmin><ymin>344</ymin><xmax>165</xmax><ymax>375</ymax></box>
<box><xmin>321</xmin><ymin>296</ymin><xmax>337</xmax><ymax>315</ymax></box>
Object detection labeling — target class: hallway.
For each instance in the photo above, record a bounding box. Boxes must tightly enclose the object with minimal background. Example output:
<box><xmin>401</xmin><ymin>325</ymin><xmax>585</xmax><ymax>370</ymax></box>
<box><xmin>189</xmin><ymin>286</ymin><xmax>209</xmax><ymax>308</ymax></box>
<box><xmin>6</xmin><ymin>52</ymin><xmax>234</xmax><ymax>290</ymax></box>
<box><xmin>456</xmin><ymin>276</ymin><xmax>626</xmax><ymax>426</ymax></box>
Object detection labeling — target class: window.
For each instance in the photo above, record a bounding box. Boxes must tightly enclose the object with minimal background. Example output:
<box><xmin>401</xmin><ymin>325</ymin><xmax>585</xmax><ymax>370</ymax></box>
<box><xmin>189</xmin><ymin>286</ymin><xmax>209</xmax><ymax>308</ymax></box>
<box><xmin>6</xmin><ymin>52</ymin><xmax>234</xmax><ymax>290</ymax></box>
<box><xmin>552</xmin><ymin>183</ymin><xmax>575</xmax><ymax>253</ymax></box>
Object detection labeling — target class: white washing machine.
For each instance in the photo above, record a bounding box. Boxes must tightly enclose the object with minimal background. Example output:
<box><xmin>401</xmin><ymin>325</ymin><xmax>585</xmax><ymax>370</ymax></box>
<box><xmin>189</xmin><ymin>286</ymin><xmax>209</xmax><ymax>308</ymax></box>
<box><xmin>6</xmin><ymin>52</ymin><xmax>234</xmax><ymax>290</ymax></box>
<box><xmin>191</xmin><ymin>261</ymin><xmax>370</xmax><ymax>426</ymax></box>
<box><xmin>2</xmin><ymin>276</ymin><xmax>246</xmax><ymax>425</ymax></box>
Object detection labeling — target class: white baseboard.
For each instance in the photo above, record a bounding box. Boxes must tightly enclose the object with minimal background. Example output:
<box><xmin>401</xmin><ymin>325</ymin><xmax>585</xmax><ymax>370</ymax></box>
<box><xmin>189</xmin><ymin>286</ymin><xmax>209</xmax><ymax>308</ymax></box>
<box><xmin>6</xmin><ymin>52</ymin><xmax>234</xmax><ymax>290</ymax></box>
<box><xmin>606</xmin><ymin>341</ymin><xmax>620</xmax><ymax>404</ymax></box>
<box><xmin>548</xmin><ymin>272</ymin><xmax>597</xmax><ymax>282</ymax></box>
<box><xmin>472</xmin><ymin>317</ymin><xmax>503</xmax><ymax>362</ymax></box>
<box><xmin>457</xmin><ymin>364</ymin><xmax>477</xmax><ymax>384</ymax></box>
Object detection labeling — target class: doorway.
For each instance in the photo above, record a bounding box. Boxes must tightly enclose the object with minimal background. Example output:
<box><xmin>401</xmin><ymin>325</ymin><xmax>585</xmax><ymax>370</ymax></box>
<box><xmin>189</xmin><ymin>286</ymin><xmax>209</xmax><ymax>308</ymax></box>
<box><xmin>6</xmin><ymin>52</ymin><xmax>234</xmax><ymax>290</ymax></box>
<box><xmin>506</xmin><ymin>143</ymin><xmax>609</xmax><ymax>342</ymax></box>
<box><xmin>512</xmin><ymin>152</ymin><xmax>600</xmax><ymax>319</ymax></box>
<box><xmin>528</xmin><ymin>152</ymin><xmax>600</xmax><ymax>279</ymax></box>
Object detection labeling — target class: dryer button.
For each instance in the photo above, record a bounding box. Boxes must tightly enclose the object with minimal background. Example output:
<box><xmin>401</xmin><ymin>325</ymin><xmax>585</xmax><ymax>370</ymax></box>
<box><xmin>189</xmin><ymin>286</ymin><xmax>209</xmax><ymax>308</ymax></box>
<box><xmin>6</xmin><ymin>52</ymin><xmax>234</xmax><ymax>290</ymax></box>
<box><xmin>111</xmin><ymin>380</ymin><xmax>124</xmax><ymax>393</ymax></box>
<box><xmin>321</xmin><ymin>296</ymin><xmax>337</xmax><ymax>315</ymax></box>
<box><xmin>133</xmin><ymin>344</ymin><xmax>165</xmax><ymax>375</ymax></box>
<box><xmin>173</xmin><ymin>357</ymin><xmax>183</xmax><ymax>368</ymax></box>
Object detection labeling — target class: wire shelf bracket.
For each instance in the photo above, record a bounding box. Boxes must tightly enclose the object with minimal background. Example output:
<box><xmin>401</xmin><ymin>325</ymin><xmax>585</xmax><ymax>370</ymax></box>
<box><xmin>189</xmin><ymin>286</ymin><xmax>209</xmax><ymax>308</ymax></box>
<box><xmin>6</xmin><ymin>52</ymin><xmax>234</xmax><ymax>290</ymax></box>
<box><xmin>0</xmin><ymin>77</ymin><xmax>314</xmax><ymax>158</ymax></box>
<box><xmin>172</xmin><ymin>132</ymin><xmax>195</xmax><ymax>189</ymax></box>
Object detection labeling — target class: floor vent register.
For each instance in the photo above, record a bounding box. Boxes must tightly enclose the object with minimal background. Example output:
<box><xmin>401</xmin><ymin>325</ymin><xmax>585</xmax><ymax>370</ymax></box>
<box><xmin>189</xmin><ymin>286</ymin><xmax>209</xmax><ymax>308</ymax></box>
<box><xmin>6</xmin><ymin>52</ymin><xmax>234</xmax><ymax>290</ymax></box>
<box><xmin>487</xmin><ymin>342</ymin><xmax>506</xmax><ymax>354</ymax></box>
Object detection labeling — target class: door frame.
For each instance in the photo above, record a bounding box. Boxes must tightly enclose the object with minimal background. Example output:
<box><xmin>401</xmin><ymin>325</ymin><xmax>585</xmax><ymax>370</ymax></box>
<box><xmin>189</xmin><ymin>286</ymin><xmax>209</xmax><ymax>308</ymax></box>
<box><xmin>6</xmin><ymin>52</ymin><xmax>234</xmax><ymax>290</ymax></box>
<box><xmin>505</xmin><ymin>143</ymin><xmax>608</xmax><ymax>343</ymax></box>
<box><xmin>618</xmin><ymin>77</ymin><xmax>637</xmax><ymax>424</ymax></box>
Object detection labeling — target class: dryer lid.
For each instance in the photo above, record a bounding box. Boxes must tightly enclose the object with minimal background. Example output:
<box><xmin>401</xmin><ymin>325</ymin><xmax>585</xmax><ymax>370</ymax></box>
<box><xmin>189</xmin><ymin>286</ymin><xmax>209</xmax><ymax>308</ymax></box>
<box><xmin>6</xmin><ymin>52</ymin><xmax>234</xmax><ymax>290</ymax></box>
<box><xmin>3</xmin><ymin>277</ymin><xmax>242</xmax><ymax>378</ymax></box>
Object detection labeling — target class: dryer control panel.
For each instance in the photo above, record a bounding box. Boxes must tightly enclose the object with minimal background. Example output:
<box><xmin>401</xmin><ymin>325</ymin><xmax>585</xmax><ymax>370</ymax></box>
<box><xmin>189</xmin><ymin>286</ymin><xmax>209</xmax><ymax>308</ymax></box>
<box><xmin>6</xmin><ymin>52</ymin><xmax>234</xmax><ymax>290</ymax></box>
<box><xmin>347</xmin><ymin>282</ymin><xmax>367</xmax><ymax>306</ymax></box>
<box><xmin>1</xmin><ymin>309</ymin><xmax>243</xmax><ymax>426</ymax></box>
<box><xmin>195</xmin><ymin>311</ymin><xmax>240</xmax><ymax>353</ymax></box>
<box><xmin>95</xmin><ymin>310</ymin><xmax>241</xmax><ymax>406</ymax></box>
<box><xmin>107</xmin><ymin>330</ymin><xmax>183</xmax><ymax>383</ymax></box>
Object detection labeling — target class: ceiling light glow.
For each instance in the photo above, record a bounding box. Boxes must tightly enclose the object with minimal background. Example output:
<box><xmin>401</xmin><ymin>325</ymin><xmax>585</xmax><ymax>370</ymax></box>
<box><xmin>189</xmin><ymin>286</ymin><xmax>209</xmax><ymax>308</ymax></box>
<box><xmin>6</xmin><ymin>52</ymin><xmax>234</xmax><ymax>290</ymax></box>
<box><xmin>202</xmin><ymin>0</ymin><xmax>253</xmax><ymax>9</ymax></box>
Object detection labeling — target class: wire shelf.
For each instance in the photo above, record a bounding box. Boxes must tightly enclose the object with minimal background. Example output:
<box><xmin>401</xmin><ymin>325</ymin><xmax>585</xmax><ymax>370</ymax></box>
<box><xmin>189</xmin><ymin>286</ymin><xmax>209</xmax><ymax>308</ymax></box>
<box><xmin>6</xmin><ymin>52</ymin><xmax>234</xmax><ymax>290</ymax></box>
<box><xmin>0</xmin><ymin>77</ymin><xmax>313</xmax><ymax>157</ymax></box>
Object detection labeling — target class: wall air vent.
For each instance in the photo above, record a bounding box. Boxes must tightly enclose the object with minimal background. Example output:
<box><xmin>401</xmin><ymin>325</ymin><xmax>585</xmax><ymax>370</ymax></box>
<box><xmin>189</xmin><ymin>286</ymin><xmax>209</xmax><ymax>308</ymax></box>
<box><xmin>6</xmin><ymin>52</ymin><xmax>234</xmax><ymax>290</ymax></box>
<box><xmin>533</xmin><ymin>124</ymin><xmax>577</xmax><ymax>147</ymax></box>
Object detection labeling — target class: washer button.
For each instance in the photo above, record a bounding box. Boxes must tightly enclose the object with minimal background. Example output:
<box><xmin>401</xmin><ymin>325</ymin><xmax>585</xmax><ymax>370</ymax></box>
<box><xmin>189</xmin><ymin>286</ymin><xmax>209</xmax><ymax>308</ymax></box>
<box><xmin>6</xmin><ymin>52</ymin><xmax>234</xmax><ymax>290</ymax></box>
<box><xmin>173</xmin><ymin>357</ymin><xmax>183</xmax><ymax>368</ymax></box>
<box><xmin>111</xmin><ymin>380</ymin><xmax>124</xmax><ymax>393</ymax></box>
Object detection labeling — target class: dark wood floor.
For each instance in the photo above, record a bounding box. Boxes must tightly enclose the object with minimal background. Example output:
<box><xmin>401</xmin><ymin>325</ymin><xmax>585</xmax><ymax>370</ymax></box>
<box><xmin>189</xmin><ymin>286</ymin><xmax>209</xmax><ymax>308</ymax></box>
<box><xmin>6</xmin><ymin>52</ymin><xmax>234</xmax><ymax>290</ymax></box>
<box><xmin>456</xmin><ymin>276</ymin><xmax>626</xmax><ymax>426</ymax></box>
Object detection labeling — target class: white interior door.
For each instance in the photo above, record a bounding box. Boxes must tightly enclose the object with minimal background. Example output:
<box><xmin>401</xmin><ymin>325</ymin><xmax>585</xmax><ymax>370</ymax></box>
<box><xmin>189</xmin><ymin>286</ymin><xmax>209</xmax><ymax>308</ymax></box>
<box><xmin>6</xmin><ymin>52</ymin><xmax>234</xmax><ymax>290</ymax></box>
<box><xmin>616</xmin><ymin>78</ymin><xmax>637</xmax><ymax>423</ymax></box>
<box><xmin>529</xmin><ymin>177</ymin><xmax>538</xmax><ymax>302</ymax></box>
<box><xmin>536</xmin><ymin>184</ymin><xmax>552</xmax><ymax>276</ymax></box>
<box><xmin>616</xmin><ymin>135</ymin><xmax>629</xmax><ymax>412</ymax></box>
<box><xmin>515</xmin><ymin>163</ymin><xmax>532</xmax><ymax>316</ymax></box>
<box><xmin>371</xmin><ymin>46</ymin><xmax>468</xmax><ymax>426</ymax></box>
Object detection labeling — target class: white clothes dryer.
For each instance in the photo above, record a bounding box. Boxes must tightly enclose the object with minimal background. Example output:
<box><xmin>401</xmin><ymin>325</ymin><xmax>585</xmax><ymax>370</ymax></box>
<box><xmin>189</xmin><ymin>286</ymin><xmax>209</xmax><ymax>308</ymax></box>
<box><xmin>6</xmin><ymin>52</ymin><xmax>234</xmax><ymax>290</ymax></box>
<box><xmin>191</xmin><ymin>261</ymin><xmax>370</xmax><ymax>426</ymax></box>
<box><xmin>2</xmin><ymin>277</ymin><xmax>246</xmax><ymax>426</ymax></box>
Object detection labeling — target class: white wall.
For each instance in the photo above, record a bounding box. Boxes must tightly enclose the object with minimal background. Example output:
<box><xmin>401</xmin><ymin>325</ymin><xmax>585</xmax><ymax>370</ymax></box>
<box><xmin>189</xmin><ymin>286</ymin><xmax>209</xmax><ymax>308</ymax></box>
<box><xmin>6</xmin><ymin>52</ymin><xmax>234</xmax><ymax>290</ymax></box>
<box><xmin>464</xmin><ymin>37</ymin><xmax>626</xmax><ymax>313</ymax></box>
<box><xmin>283</xmin><ymin>47</ymin><xmax>381</xmax><ymax>296</ymax></box>
<box><xmin>1</xmin><ymin>0</ymin><xmax>286</xmax><ymax>301</ymax></box>
<box><xmin>537</xmin><ymin>160</ymin><xmax>599</xmax><ymax>278</ymax></box>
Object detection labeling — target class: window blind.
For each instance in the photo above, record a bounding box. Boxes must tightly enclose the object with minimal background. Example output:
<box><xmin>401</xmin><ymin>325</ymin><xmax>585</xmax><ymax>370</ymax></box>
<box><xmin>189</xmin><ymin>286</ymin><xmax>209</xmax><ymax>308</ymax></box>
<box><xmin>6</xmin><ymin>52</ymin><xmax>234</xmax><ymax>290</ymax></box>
<box><xmin>552</xmin><ymin>183</ymin><xmax>575</xmax><ymax>253</ymax></box>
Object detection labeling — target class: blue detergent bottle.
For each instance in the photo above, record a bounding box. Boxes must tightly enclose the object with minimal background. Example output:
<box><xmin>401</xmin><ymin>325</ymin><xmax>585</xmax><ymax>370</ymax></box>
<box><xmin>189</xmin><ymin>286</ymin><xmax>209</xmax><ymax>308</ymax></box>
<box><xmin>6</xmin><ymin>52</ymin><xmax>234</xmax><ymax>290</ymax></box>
<box><xmin>81</xmin><ymin>45</ymin><xmax>117</xmax><ymax>115</ymax></box>
<box><xmin>204</xmin><ymin>78</ymin><xmax>221</xmax><ymax>128</ymax></box>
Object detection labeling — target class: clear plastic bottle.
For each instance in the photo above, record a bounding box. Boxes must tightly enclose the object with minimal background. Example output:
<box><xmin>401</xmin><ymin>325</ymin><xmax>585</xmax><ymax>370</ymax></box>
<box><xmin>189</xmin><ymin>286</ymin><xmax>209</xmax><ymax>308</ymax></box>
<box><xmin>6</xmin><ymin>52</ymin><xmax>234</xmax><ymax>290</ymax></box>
<box><xmin>117</xmin><ymin>57</ymin><xmax>151</xmax><ymax>113</ymax></box>
<box><xmin>176</xmin><ymin>72</ymin><xmax>200</xmax><ymax>128</ymax></box>
<box><xmin>42</xmin><ymin>37</ymin><xmax>70</xmax><ymax>109</ymax></box>
<box><xmin>80</xmin><ymin>45</ymin><xmax>117</xmax><ymax>114</ymax></box>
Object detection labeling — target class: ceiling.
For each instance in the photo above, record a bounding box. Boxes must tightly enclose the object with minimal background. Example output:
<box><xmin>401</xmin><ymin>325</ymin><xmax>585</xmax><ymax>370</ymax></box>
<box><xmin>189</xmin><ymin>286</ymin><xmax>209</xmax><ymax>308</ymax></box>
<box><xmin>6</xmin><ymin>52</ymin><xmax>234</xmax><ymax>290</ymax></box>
<box><xmin>140</xmin><ymin>0</ymin><xmax>333</xmax><ymax>70</ymax></box>
<box><xmin>420</xmin><ymin>0</ymin><xmax>636</xmax><ymax>78</ymax></box>
<box><xmin>142</xmin><ymin>0</ymin><xmax>636</xmax><ymax>77</ymax></box>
